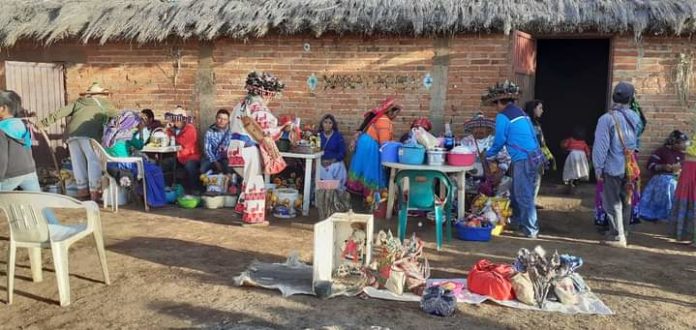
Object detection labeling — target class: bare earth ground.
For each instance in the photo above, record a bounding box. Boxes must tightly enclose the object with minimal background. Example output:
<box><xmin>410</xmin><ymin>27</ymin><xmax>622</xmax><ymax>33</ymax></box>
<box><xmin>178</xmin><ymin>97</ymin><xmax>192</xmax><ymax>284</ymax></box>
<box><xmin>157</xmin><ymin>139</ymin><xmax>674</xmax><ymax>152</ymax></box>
<box><xmin>1</xmin><ymin>184</ymin><xmax>695</xmax><ymax>330</ymax></box>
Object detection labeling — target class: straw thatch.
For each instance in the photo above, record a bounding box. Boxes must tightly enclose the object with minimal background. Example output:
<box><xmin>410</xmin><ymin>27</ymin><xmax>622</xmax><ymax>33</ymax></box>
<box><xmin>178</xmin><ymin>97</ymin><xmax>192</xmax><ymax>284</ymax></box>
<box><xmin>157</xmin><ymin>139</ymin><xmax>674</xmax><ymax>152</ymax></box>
<box><xmin>1</xmin><ymin>0</ymin><xmax>695</xmax><ymax>47</ymax></box>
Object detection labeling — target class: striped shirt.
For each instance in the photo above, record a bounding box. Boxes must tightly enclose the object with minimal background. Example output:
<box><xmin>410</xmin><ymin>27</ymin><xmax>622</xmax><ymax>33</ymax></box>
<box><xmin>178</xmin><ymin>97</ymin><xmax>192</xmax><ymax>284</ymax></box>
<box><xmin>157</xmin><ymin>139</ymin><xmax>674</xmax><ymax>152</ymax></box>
<box><xmin>592</xmin><ymin>104</ymin><xmax>640</xmax><ymax>178</ymax></box>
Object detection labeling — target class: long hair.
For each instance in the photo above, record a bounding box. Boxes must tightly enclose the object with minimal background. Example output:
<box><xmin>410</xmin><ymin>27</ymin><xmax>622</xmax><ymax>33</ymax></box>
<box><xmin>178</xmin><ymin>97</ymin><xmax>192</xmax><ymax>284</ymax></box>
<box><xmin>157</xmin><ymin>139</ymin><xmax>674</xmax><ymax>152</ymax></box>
<box><xmin>319</xmin><ymin>114</ymin><xmax>338</xmax><ymax>133</ymax></box>
<box><xmin>524</xmin><ymin>99</ymin><xmax>543</xmax><ymax>118</ymax></box>
<box><xmin>0</xmin><ymin>90</ymin><xmax>23</xmax><ymax>117</ymax></box>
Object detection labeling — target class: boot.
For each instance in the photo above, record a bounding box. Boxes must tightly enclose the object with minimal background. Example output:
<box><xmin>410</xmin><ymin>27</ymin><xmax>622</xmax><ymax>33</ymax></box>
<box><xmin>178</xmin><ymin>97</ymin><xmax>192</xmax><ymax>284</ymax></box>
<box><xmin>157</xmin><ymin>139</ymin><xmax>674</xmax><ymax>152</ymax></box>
<box><xmin>90</xmin><ymin>191</ymin><xmax>102</xmax><ymax>203</ymax></box>
<box><xmin>77</xmin><ymin>188</ymin><xmax>90</xmax><ymax>200</ymax></box>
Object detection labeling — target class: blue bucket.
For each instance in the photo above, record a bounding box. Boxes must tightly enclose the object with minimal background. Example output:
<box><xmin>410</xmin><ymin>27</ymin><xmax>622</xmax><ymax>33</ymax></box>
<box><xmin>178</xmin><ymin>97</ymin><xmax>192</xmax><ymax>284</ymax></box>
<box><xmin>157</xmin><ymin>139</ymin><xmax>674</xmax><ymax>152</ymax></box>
<box><xmin>455</xmin><ymin>222</ymin><xmax>493</xmax><ymax>242</ymax></box>
<box><xmin>399</xmin><ymin>144</ymin><xmax>426</xmax><ymax>165</ymax></box>
<box><xmin>380</xmin><ymin>142</ymin><xmax>402</xmax><ymax>164</ymax></box>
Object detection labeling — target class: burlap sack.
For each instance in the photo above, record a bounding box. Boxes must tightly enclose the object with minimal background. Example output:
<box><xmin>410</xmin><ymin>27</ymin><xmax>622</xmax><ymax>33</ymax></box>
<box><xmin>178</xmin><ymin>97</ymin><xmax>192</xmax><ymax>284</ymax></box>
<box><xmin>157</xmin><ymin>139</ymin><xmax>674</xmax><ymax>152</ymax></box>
<box><xmin>510</xmin><ymin>272</ymin><xmax>535</xmax><ymax>306</ymax></box>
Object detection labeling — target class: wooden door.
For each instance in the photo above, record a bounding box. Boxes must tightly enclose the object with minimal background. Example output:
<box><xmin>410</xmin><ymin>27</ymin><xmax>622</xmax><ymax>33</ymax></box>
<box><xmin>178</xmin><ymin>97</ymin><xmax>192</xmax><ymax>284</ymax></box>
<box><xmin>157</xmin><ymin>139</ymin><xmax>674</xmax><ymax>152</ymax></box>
<box><xmin>512</xmin><ymin>31</ymin><xmax>536</xmax><ymax>105</ymax></box>
<box><xmin>4</xmin><ymin>61</ymin><xmax>67</xmax><ymax>168</ymax></box>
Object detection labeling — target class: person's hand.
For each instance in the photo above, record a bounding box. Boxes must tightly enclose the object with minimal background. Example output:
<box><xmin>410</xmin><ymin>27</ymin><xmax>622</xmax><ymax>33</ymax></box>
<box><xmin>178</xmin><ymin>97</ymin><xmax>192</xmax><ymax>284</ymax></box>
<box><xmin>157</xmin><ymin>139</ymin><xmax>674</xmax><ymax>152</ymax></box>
<box><xmin>596</xmin><ymin>173</ymin><xmax>603</xmax><ymax>182</ymax></box>
<box><xmin>322</xmin><ymin>159</ymin><xmax>334</xmax><ymax>167</ymax></box>
<box><xmin>212</xmin><ymin>161</ymin><xmax>223</xmax><ymax>173</ymax></box>
<box><xmin>671</xmin><ymin>163</ymin><xmax>681</xmax><ymax>172</ymax></box>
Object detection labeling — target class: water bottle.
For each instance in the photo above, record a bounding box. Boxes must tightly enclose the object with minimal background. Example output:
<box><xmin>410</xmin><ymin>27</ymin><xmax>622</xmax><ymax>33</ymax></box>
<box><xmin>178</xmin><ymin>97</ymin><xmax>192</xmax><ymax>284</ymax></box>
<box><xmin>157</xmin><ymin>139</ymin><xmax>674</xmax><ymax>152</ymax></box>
<box><xmin>444</xmin><ymin>122</ymin><xmax>454</xmax><ymax>151</ymax></box>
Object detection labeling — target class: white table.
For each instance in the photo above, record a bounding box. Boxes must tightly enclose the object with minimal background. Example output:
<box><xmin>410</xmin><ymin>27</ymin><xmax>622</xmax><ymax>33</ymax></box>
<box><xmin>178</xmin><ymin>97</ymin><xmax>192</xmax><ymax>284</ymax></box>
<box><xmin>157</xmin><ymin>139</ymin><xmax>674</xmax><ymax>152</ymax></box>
<box><xmin>382</xmin><ymin>162</ymin><xmax>474</xmax><ymax>220</ymax></box>
<box><xmin>264</xmin><ymin>151</ymin><xmax>323</xmax><ymax>216</ymax></box>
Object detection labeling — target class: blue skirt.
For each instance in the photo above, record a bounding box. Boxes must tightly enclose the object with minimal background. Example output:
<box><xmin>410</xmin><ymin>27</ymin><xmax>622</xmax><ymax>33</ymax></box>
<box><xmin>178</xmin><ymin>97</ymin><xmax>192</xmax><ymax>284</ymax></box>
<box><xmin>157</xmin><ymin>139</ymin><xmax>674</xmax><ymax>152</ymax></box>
<box><xmin>108</xmin><ymin>161</ymin><xmax>166</xmax><ymax>208</ymax></box>
<box><xmin>346</xmin><ymin>133</ymin><xmax>384</xmax><ymax>197</ymax></box>
<box><xmin>638</xmin><ymin>174</ymin><xmax>677</xmax><ymax>221</ymax></box>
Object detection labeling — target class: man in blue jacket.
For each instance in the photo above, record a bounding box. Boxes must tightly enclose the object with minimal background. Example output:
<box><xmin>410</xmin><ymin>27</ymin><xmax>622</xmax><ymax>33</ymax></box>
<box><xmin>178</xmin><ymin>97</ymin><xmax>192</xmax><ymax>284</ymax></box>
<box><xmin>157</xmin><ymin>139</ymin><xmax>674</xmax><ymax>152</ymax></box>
<box><xmin>484</xmin><ymin>81</ymin><xmax>542</xmax><ymax>238</ymax></box>
<box><xmin>201</xmin><ymin>109</ymin><xmax>232</xmax><ymax>174</ymax></box>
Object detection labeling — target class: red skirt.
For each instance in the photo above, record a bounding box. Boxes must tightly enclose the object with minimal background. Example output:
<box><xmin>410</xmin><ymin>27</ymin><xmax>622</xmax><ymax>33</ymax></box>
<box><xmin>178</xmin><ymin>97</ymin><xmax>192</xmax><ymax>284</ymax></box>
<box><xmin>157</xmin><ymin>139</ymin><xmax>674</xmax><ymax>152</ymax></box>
<box><xmin>674</xmin><ymin>159</ymin><xmax>696</xmax><ymax>201</ymax></box>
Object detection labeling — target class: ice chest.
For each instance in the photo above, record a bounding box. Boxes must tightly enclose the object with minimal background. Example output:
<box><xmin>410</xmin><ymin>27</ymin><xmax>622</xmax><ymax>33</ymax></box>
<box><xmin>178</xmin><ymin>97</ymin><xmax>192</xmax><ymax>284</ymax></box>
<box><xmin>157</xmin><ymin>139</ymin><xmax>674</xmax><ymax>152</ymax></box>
<box><xmin>313</xmin><ymin>212</ymin><xmax>374</xmax><ymax>295</ymax></box>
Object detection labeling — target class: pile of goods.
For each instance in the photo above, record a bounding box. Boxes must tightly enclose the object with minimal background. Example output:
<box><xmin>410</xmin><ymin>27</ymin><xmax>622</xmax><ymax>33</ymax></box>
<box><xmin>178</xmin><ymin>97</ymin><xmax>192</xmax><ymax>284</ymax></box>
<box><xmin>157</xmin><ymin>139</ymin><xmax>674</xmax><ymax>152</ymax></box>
<box><xmin>292</xmin><ymin>123</ymin><xmax>321</xmax><ymax>154</ymax></box>
<box><xmin>362</xmin><ymin>230</ymin><xmax>430</xmax><ymax>296</ymax></box>
<box><xmin>146</xmin><ymin>128</ymin><xmax>170</xmax><ymax>147</ymax></box>
<box><xmin>455</xmin><ymin>194</ymin><xmax>511</xmax><ymax>240</ymax></box>
<box><xmin>467</xmin><ymin>246</ymin><xmax>588</xmax><ymax>308</ymax></box>
<box><xmin>199</xmin><ymin>172</ymin><xmax>238</xmax><ymax>209</ymax></box>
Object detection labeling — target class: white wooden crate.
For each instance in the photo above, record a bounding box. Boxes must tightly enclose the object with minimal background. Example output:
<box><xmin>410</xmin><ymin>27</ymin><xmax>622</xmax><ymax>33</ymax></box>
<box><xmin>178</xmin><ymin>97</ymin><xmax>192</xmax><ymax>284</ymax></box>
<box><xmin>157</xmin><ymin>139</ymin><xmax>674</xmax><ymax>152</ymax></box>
<box><xmin>313</xmin><ymin>212</ymin><xmax>374</xmax><ymax>288</ymax></box>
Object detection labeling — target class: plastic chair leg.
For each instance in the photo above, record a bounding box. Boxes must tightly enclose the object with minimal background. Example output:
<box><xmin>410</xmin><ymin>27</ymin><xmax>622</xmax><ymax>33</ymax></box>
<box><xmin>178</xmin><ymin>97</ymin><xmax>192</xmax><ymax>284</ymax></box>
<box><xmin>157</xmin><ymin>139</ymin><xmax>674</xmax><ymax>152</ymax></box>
<box><xmin>51</xmin><ymin>244</ymin><xmax>71</xmax><ymax>306</ymax></box>
<box><xmin>398</xmin><ymin>206</ymin><xmax>408</xmax><ymax>242</ymax></box>
<box><xmin>445</xmin><ymin>204</ymin><xmax>452</xmax><ymax>243</ymax></box>
<box><xmin>434</xmin><ymin>204</ymin><xmax>443</xmax><ymax>251</ymax></box>
<box><xmin>28</xmin><ymin>247</ymin><xmax>43</xmax><ymax>282</ymax></box>
<box><xmin>93</xmin><ymin>229</ymin><xmax>111</xmax><ymax>285</ymax></box>
<box><xmin>113</xmin><ymin>180</ymin><xmax>119</xmax><ymax>213</ymax></box>
<box><xmin>142</xmin><ymin>178</ymin><xmax>149</xmax><ymax>212</ymax></box>
<box><xmin>7</xmin><ymin>241</ymin><xmax>16</xmax><ymax>304</ymax></box>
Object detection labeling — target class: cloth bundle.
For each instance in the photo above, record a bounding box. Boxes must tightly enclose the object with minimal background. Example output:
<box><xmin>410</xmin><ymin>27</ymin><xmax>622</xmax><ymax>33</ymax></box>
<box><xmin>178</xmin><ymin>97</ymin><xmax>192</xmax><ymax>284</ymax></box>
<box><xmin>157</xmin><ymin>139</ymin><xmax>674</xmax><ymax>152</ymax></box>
<box><xmin>420</xmin><ymin>285</ymin><xmax>457</xmax><ymax>317</ymax></box>
<box><xmin>364</xmin><ymin>231</ymin><xmax>430</xmax><ymax>296</ymax></box>
<box><xmin>512</xmin><ymin>246</ymin><xmax>584</xmax><ymax>307</ymax></box>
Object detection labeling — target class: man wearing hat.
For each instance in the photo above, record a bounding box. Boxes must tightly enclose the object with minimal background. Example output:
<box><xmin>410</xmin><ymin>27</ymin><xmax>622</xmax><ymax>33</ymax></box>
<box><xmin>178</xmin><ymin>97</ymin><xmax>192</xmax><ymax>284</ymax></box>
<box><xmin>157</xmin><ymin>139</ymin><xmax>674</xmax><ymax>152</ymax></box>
<box><xmin>592</xmin><ymin>81</ymin><xmax>641</xmax><ymax>248</ymax></box>
<box><xmin>39</xmin><ymin>82</ymin><xmax>118</xmax><ymax>201</ymax></box>
<box><xmin>483</xmin><ymin>81</ymin><xmax>542</xmax><ymax>239</ymax></box>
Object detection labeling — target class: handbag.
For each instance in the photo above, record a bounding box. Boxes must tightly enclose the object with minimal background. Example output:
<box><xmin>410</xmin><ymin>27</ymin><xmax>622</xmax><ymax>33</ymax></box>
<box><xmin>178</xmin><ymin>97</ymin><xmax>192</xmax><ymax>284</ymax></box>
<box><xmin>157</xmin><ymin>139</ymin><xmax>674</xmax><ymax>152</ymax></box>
<box><xmin>609</xmin><ymin>111</ymin><xmax>641</xmax><ymax>203</ymax></box>
<box><xmin>508</xmin><ymin>116</ymin><xmax>547</xmax><ymax>170</ymax></box>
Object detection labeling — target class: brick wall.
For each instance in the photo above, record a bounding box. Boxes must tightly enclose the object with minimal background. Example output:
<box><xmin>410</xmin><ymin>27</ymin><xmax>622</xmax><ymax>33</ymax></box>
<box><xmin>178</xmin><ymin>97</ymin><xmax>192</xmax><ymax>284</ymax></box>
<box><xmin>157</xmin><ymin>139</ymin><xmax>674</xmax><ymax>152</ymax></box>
<box><xmin>611</xmin><ymin>36</ymin><xmax>696</xmax><ymax>171</ymax></box>
<box><xmin>1</xmin><ymin>35</ymin><xmax>509</xmax><ymax>141</ymax></box>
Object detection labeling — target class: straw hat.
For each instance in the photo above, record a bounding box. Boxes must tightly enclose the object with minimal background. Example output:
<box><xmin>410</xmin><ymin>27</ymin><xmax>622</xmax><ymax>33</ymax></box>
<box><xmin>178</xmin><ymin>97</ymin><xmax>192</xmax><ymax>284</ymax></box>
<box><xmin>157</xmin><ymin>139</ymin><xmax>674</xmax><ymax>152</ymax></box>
<box><xmin>164</xmin><ymin>105</ymin><xmax>194</xmax><ymax>123</ymax></box>
<box><xmin>80</xmin><ymin>82</ymin><xmax>111</xmax><ymax>96</ymax></box>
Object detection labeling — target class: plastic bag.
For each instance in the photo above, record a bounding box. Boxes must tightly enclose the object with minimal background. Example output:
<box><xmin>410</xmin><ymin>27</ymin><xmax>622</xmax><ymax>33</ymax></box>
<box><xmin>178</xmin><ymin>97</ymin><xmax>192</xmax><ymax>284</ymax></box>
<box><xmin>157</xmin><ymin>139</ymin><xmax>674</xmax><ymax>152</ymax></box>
<box><xmin>467</xmin><ymin>259</ymin><xmax>515</xmax><ymax>300</ymax></box>
<box><xmin>413</xmin><ymin>127</ymin><xmax>439</xmax><ymax>150</ymax></box>
<box><xmin>510</xmin><ymin>272</ymin><xmax>535</xmax><ymax>306</ymax></box>
<box><xmin>385</xmin><ymin>267</ymin><xmax>406</xmax><ymax>295</ymax></box>
<box><xmin>458</xmin><ymin>135</ymin><xmax>477</xmax><ymax>153</ymax></box>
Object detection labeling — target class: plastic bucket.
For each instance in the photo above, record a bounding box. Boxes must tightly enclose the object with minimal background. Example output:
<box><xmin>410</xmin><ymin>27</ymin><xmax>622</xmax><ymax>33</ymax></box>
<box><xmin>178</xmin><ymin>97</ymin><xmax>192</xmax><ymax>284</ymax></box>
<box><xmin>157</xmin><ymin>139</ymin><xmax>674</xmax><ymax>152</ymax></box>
<box><xmin>399</xmin><ymin>144</ymin><xmax>426</xmax><ymax>165</ymax></box>
<box><xmin>380</xmin><ymin>142</ymin><xmax>402</xmax><ymax>164</ymax></box>
<box><xmin>455</xmin><ymin>222</ymin><xmax>493</xmax><ymax>242</ymax></box>
<box><xmin>274</xmin><ymin>188</ymin><xmax>299</xmax><ymax>218</ymax></box>
<box><xmin>427</xmin><ymin>148</ymin><xmax>448</xmax><ymax>166</ymax></box>
<box><xmin>104</xmin><ymin>186</ymin><xmax>128</xmax><ymax>206</ymax></box>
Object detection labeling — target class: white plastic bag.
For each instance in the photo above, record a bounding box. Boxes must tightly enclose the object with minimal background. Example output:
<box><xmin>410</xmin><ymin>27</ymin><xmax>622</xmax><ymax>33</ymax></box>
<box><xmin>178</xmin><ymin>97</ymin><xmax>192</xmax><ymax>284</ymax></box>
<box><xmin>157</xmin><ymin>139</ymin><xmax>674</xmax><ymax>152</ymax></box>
<box><xmin>413</xmin><ymin>127</ymin><xmax>439</xmax><ymax>150</ymax></box>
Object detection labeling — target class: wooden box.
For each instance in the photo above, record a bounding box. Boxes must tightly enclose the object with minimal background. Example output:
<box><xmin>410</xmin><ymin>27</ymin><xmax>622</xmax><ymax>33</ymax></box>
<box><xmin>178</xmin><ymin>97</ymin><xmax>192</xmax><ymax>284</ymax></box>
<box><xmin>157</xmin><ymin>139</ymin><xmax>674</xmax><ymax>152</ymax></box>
<box><xmin>313</xmin><ymin>212</ymin><xmax>374</xmax><ymax>292</ymax></box>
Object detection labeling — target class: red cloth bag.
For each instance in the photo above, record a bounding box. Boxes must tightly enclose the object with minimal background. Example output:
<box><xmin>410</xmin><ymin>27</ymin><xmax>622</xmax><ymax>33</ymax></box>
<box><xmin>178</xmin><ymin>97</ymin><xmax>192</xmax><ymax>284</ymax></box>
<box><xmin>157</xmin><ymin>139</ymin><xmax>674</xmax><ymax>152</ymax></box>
<box><xmin>467</xmin><ymin>259</ymin><xmax>516</xmax><ymax>300</ymax></box>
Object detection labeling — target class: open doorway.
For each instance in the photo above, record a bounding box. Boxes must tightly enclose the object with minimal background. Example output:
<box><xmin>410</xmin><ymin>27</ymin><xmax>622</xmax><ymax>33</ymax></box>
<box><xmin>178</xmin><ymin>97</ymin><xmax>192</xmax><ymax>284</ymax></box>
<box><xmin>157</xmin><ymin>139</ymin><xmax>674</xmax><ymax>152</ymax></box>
<box><xmin>534</xmin><ymin>39</ymin><xmax>611</xmax><ymax>183</ymax></box>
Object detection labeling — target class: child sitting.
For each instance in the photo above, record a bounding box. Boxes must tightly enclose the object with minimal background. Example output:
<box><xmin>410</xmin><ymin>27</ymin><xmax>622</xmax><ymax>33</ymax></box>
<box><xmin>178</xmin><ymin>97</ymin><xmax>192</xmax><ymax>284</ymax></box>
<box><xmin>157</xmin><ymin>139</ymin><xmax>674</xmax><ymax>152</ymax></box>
<box><xmin>561</xmin><ymin>126</ymin><xmax>591</xmax><ymax>192</ymax></box>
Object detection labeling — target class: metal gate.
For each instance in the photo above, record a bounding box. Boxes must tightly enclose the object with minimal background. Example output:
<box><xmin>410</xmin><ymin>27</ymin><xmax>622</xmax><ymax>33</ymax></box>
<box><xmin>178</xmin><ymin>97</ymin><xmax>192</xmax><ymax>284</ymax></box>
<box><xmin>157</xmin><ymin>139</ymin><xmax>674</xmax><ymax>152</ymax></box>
<box><xmin>4</xmin><ymin>61</ymin><xmax>67</xmax><ymax>168</ymax></box>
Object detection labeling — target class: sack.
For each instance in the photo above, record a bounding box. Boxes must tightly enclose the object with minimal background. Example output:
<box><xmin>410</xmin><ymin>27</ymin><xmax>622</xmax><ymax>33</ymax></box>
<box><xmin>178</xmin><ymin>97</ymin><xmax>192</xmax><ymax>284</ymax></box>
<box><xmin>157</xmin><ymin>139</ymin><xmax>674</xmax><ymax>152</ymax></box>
<box><xmin>413</xmin><ymin>127</ymin><xmax>439</xmax><ymax>150</ymax></box>
<box><xmin>609</xmin><ymin>111</ymin><xmax>641</xmax><ymax>202</ymax></box>
<box><xmin>259</xmin><ymin>136</ymin><xmax>287</xmax><ymax>175</ymax></box>
<box><xmin>242</xmin><ymin>116</ymin><xmax>266</xmax><ymax>142</ymax></box>
<box><xmin>510</xmin><ymin>272</ymin><xmax>535</xmax><ymax>305</ymax></box>
<box><xmin>553</xmin><ymin>276</ymin><xmax>578</xmax><ymax>305</ymax></box>
<box><xmin>384</xmin><ymin>267</ymin><xmax>406</xmax><ymax>295</ymax></box>
<box><xmin>467</xmin><ymin>259</ymin><xmax>515</xmax><ymax>300</ymax></box>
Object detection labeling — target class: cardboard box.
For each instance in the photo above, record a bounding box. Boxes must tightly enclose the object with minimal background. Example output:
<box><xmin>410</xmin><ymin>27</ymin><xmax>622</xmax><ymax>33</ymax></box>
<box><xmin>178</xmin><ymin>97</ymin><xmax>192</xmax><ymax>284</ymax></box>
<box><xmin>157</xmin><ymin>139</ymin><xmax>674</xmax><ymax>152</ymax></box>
<box><xmin>313</xmin><ymin>212</ymin><xmax>374</xmax><ymax>294</ymax></box>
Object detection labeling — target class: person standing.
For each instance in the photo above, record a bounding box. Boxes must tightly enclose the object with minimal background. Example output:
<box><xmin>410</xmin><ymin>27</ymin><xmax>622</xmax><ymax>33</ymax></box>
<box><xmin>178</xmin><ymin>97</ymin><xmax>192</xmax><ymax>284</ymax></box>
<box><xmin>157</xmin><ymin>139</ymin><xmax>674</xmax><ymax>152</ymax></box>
<box><xmin>0</xmin><ymin>90</ymin><xmax>41</xmax><ymax>191</ymax></box>
<box><xmin>484</xmin><ymin>81</ymin><xmax>543</xmax><ymax>239</ymax></box>
<box><xmin>524</xmin><ymin>99</ymin><xmax>554</xmax><ymax>208</ymax></box>
<box><xmin>39</xmin><ymin>83</ymin><xmax>118</xmax><ymax>201</ymax></box>
<box><xmin>592</xmin><ymin>81</ymin><xmax>641</xmax><ymax>248</ymax></box>
<box><xmin>201</xmin><ymin>109</ymin><xmax>232</xmax><ymax>174</ymax></box>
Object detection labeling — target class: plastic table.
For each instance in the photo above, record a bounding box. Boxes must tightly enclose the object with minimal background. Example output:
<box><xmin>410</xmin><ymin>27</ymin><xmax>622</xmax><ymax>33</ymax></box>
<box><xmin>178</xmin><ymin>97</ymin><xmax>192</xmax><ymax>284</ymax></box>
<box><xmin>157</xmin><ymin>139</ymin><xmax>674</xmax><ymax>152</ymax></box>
<box><xmin>264</xmin><ymin>151</ymin><xmax>324</xmax><ymax>216</ymax></box>
<box><xmin>382</xmin><ymin>162</ymin><xmax>474</xmax><ymax>220</ymax></box>
<box><xmin>142</xmin><ymin>145</ymin><xmax>180</xmax><ymax>184</ymax></box>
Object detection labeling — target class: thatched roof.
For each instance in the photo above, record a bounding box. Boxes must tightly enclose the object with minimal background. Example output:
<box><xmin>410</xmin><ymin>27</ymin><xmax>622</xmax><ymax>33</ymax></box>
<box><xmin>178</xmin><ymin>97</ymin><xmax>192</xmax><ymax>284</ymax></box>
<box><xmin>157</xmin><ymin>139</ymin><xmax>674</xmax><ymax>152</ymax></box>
<box><xmin>1</xmin><ymin>0</ymin><xmax>695</xmax><ymax>47</ymax></box>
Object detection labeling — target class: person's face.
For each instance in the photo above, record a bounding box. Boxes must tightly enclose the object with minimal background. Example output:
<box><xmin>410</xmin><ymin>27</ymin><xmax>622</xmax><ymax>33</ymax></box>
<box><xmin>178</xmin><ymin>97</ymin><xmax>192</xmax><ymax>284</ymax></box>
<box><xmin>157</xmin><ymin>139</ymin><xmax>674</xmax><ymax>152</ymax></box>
<box><xmin>0</xmin><ymin>105</ymin><xmax>10</xmax><ymax>119</ymax></box>
<box><xmin>534</xmin><ymin>103</ymin><xmax>544</xmax><ymax>118</ymax></box>
<box><xmin>174</xmin><ymin>120</ymin><xmax>185</xmax><ymax>129</ymax></box>
<box><xmin>674</xmin><ymin>140</ymin><xmax>687</xmax><ymax>152</ymax></box>
<box><xmin>387</xmin><ymin>109</ymin><xmax>400</xmax><ymax>120</ymax></box>
<box><xmin>494</xmin><ymin>101</ymin><xmax>506</xmax><ymax>112</ymax></box>
<box><xmin>140</xmin><ymin>114</ymin><xmax>151</xmax><ymax>125</ymax></box>
<box><xmin>215</xmin><ymin>113</ymin><xmax>230</xmax><ymax>129</ymax></box>
<box><xmin>322</xmin><ymin>118</ymin><xmax>334</xmax><ymax>132</ymax></box>
<box><xmin>472</xmin><ymin>127</ymin><xmax>490</xmax><ymax>139</ymax></box>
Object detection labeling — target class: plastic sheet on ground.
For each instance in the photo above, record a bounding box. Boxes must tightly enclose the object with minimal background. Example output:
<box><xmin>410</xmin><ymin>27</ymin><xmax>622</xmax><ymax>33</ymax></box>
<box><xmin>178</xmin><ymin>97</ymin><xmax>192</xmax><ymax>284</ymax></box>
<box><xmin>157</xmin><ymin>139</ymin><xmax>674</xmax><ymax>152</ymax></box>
<box><xmin>234</xmin><ymin>253</ymin><xmax>315</xmax><ymax>297</ymax></box>
<box><xmin>363</xmin><ymin>278</ymin><xmax>614</xmax><ymax>315</ymax></box>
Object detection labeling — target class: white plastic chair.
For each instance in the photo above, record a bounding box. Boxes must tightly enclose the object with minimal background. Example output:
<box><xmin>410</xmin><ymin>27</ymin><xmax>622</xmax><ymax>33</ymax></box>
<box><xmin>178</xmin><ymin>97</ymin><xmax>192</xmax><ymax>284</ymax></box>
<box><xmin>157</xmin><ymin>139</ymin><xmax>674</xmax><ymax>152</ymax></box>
<box><xmin>89</xmin><ymin>138</ymin><xmax>148</xmax><ymax>212</ymax></box>
<box><xmin>0</xmin><ymin>192</ymin><xmax>110</xmax><ymax>306</ymax></box>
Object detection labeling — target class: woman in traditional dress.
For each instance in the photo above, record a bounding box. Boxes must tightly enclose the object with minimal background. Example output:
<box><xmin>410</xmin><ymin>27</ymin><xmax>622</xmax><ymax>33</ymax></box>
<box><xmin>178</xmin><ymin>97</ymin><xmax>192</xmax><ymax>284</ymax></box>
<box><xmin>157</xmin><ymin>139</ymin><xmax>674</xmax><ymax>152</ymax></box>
<box><xmin>318</xmin><ymin>114</ymin><xmax>347</xmax><ymax>189</ymax></box>
<box><xmin>346</xmin><ymin>98</ymin><xmax>402</xmax><ymax>198</ymax></box>
<box><xmin>637</xmin><ymin>130</ymin><xmax>687</xmax><ymax>221</ymax></box>
<box><xmin>672</xmin><ymin>133</ymin><xmax>696</xmax><ymax>246</ymax></box>
<box><xmin>102</xmin><ymin>110</ymin><xmax>166</xmax><ymax>207</ymax></box>
<box><xmin>524</xmin><ymin>100</ymin><xmax>554</xmax><ymax>208</ymax></box>
<box><xmin>228</xmin><ymin>72</ymin><xmax>288</xmax><ymax>224</ymax></box>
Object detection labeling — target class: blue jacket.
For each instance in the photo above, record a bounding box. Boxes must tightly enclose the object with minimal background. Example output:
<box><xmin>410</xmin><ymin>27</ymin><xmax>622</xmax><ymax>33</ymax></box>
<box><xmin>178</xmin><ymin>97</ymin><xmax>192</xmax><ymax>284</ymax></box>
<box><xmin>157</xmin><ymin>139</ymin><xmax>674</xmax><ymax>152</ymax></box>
<box><xmin>203</xmin><ymin>124</ymin><xmax>232</xmax><ymax>162</ymax></box>
<box><xmin>320</xmin><ymin>130</ymin><xmax>346</xmax><ymax>161</ymax></box>
<box><xmin>486</xmin><ymin>104</ymin><xmax>539</xmax><ymax>162</ymax></box>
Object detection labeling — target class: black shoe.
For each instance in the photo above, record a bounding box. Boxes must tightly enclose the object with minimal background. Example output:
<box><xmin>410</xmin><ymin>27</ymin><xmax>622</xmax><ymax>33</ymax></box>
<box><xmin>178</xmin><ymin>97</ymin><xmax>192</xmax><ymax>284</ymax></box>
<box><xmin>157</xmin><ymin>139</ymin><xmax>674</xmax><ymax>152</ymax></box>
<box><xmin>535</xmin><ymin>205</ymin><xmax>544</xmax><ymax>210</ymax></box>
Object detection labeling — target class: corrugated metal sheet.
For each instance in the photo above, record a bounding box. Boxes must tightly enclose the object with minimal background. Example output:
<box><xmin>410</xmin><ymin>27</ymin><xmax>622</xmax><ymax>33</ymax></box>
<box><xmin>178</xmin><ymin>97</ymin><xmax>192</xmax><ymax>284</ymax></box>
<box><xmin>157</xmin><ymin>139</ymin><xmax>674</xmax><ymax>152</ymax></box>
<box><xmin>4</xmin><ymin>61</ymin><xmax>67</xmax><ymax>167</ymax></box>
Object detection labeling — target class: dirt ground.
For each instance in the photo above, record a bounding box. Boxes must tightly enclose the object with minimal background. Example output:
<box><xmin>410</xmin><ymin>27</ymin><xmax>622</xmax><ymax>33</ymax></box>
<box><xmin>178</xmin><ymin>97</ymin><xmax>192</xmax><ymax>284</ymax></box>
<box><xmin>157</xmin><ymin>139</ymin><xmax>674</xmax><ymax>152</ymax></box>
<box><xmin>1</xmin><ymin>183</ymin><xmax>695</xmax><ymax>329</ymax></box>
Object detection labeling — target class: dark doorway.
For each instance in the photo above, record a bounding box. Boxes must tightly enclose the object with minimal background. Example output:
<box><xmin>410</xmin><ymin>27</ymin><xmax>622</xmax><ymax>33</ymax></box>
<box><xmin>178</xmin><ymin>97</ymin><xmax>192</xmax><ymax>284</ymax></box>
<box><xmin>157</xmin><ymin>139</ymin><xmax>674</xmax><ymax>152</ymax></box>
<box><xmin>534</xmin><ymin>39</ymin><xmax>610</xmax><ymax>182</ymax></box>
